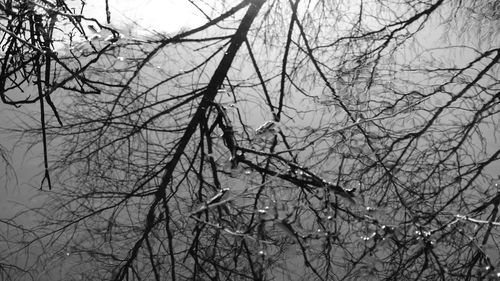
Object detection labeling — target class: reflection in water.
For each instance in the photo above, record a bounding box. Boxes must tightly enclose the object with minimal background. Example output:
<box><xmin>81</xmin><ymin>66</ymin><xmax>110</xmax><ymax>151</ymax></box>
<box><xmin>1</xmin><ymin>0</ymin><xmax>500</xmax><ymax>280</ymax></box>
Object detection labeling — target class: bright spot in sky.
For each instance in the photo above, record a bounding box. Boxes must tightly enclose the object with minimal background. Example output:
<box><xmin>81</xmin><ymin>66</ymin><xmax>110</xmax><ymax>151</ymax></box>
<box><xmin>53</xmin><ymin>0</ymin><xmax>206</xmax><ymax>52</ymax></box>
<box><xmin>80</xmin><ymin>0</ymin><xmax>205</xmax><ymax>35</ymax></box>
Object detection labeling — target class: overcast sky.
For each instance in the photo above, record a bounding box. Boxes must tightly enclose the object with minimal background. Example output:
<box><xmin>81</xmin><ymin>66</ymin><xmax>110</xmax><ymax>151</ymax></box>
<box><xmin>79</xmin><ymin>0</ymin><xmax>205</xmax><ymax>35</ymax></box>
<box><xmin>0</xmin><ymin>2</ymin><xmax>499</xmax><ymax>280</ymax></box>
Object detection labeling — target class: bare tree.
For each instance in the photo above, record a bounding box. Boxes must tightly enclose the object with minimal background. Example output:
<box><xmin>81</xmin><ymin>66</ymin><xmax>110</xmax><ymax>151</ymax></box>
<box><xmin>1</xmin><ymin>0</ymin><xmax>500</xmax><ymax>280</ymax></box>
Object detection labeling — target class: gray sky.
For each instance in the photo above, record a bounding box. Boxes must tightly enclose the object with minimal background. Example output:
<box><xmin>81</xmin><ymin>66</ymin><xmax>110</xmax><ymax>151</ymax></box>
<box><xmin>0</xmin><ymin>2</ymin><xmax>499</xmax><ymax>279</ymax></box>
